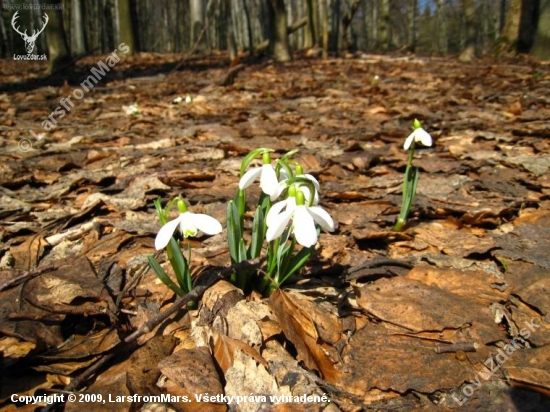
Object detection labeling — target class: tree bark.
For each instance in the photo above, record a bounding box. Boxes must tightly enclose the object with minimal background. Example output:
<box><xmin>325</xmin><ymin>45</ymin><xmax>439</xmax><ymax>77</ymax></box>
<box><xmin>407</xmin><ymin>0</ymin><xmax>418</xmax><ymax>52</ymax></box>
<box><xmin>320</xmin><ymin>0</ymin><xmax>329</xmax><ymax>58</ymax></box>
<box><xmin>242</xmin><ymin>0</ymin><xmax>254</xmax><ymax>55</ymax></box>
<box><xmin>532</xmin><ymin>0</ymin><xmax>550</xmax><ymax>59</ymax></box>
<box><xmin>70</xmin><ymin>0</ymin><xmax>86</xmax><ymax>56</ymax></box>
<box><xmin>379</xmin><ymin>0</ymin><xmax>390</xmax><ymax>51</ymax></box>
<box><xmin>501</xmin><ymin>0</ymin><xmax>521</xmax><ymax>48</ymax></box>
<box><xmin>266</xmin><ymin>0</ymin><xmax>292</xmax><ymax>62</ymax></box>
<box><xmin>458</xmin><ymin>0</ymin><xmax>476</xmax><ymax>61</ymax></box>
<box><xmin>116</xmin><ymin>0</ymin><xmax>135</xmax><ymax>53</ymax></box>
<box><xmin>518</xmin><ymin>0</ymin><xmax>540</xmax><ymax>53</ymax></box>
<box><xmin>190</xmin><ymin>0</ymin><xmax>205</xmax><ymax>51</ymax></box>
<box><xmin>46</xmin><ymin>1</ymin><xmax>71</xmax><ymax>73</ymax></box>
<box><xmin>340</xmin><ymin>0</ymin><xmax>360</xmax><ymax>52</ymax></box>
<box><xmin>304</xmin><ymin>0</ymin><xmax>316</xmax><ymax>48</ymax></box>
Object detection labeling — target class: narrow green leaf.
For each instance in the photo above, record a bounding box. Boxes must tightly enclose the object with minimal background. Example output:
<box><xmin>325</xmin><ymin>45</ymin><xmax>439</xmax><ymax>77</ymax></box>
<box><xmin>167</xmin><ymin>237</ymin><xmax>190</xmax><ymax>293</ymax></box>
<box><xmin>147</xmin><ymin>255</ymin><xmax>186</xmax><ymax>296</ymax></box>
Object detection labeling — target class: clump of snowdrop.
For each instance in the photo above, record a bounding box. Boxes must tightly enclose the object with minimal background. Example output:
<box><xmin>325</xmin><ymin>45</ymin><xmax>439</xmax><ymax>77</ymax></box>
<box><xmin>228</xmin><ymin>148</ymin><xmax>335</xmax><ymax>295</ymax></box>
<box><xmin>150</xmin><ymin>148</ymin><xmax>335</xmax><ymax>299</ymax></box>
<box><xmin>149</xmin><ymin>197</ymin><xmax>221</xmax><ymax>300</ymax></box>
<box><xmin>393</xmin><ymin>119</ymin><xmax>433</xmax><ymax>231</ymax></box>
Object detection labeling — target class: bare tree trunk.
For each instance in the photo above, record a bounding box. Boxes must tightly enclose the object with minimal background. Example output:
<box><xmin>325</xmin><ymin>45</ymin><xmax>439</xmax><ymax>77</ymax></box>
<box><xmin>320</xmin><ymin>0</ymin><xmax>329</xmax><ymax>57</ymax></box>
<box><xmin>222</xmin><ymin>0</ymin><xmax>238</xmax><ymax>61</ymax></box>
<box><xmin>458</xmin><ymin>0</ymin><xmax>476</xmax><ymax>61</ymax></box>
<box><xmin>304</xmin><ymin>0</ymin><xmax>315</xmax><ymax>48</ymax></box>
<box><xmin>266</xmin><ymin>0</ymin><xmax>292</xmax><ymax>62</ymax></box>
<box><xmin>330</xmin><ymin>0</ymin><xmax>341</xmax><ymax>54</ymax></box>
<box><xmin>341</xmin><ymin>0</ymin><xmax>360</xmax><ymax>52</ymax></box>
<box><xmin>242</xmin><ymin>0</ymin><xmax>254</xmax><ymax>55</ymax></box>
<box><xmin>407</xmin><ymin>0</ymin><xmax>418</xmax><ymax>52</ymax></box>
<box><xmin>501</xmin><ymin>0</ymin><xmax>521</xmax><ymax>49</ymax></box>
<box><xmin>46</xmin><ymin>0</ymin><xmax>71</xmax><ymax>73</ymax></box>
<box><xmin>379</xmin><ymin>0</ymin><xmax>390</xmax><ymax>51</ymax></box>
<box><xmin>532</xmin><ymin>0</ymin><xmax>549</xmax><ymax>59</ymax></box>
<box><xmin>190</xmin><ymin>0</ymin><xmax>205</xmax><ymax>51</ymax></box>
<box><xmin>435</xmin><ymin>0</ymin><xmax>447</xmax><ymax>54</ymax></box>
<box><xmin>518</xmin><ymin>0</ymin><xmax>539</xmax><ymax>53</ymax></box>
<box><xmin>116</xmin><ymin>0</ymin><xmax>135</xmax><ymax>53</ymax></box>
<box><xmin>70</xmin><ymin>0</ymin><xmax>86</xmax><ymax>56</ymax></box>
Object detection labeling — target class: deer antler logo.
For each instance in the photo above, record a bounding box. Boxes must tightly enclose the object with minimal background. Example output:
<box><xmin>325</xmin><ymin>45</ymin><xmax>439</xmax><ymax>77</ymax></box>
<box><xmin>11</xmin><ymin>11</ymin><xmax>49</xmax><ymax>54</ymax></box>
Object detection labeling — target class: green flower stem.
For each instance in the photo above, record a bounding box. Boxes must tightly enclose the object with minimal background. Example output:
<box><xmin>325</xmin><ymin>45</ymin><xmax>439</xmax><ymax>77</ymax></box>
<box><xmin>394</xmin><ymin>142</ymin><xmax>417</xmax><ymax>232</ymax></box>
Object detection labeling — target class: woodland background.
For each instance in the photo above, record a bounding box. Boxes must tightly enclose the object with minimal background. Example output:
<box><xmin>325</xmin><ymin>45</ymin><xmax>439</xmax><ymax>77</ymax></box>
<box><xmin>0</xmin><ymin>0</ymin><xmax>549</xmax><ymax>72</ymax></box>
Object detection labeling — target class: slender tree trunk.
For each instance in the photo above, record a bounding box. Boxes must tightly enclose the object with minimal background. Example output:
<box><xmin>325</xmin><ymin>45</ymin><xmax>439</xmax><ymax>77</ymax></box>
<box><xmin>501</xmin><ymin>0</ymin><xmax>521</xmax><ymax>49</ymax></box>
<box><xmin>242</xmin><ymin>0</ymin><xmax>254</xmax><ymax>55</ymax></box>
<box><xmin>458</xmin><ymin>0</ymin><xmax>476</xmax><ymax>61</ymax></box>
<box><xmin>408</xmin><ymin>0</ymin><xmax>418</xmax><ymax>52</ymax></box>
<box><xmin>190</xmin><ymin>0</ymin><xmax>205</xmax><ymax>50</ymax></box>
<box><xmin>304</xmin><ymin>0</ymin><xmax>315</xmax><ymax>48</ymax></box>
<box><xmin>46</xmin><ymin>0</ymin><xmax>71</xmax><ymax>73</ymax></box>
<box><xmin>518</xmin><ymin>0</ymin><xmax>540</xmax><ymax>53</ymax></box>
<box><xmin>532</xmin><ymin>0</ymin><xmax>549</xmax><ymax>59</ymax></box>
<box><xmin>330</xmin><ymin>0</ymin><xmax>341</xmax><ymax>54</ymax></box>
<box><xmin>70</xmin><ymin>0</ymin><xmax>86</xmax><ymax>56</ymax></box>
<box><xmin>116</xmin><ymin>0</ymin><xmax>135</xmax><ymax>53</ymax></box>
<box><xmin>341</xmin><ymin>0</ymin><xmax>360</xmax><ymax>52</ymax></box>
<box><xmin>320</xmin><ymin>0</ymin><xmax>329</xmax><ymax>57</ymax></box>
<box><xmin>379</xmin><ymin>0</ymin><xmax>390</xmax><ymax>51</ymax></box>
<box><xmin>435</xmin><ymin>0</ymin><xmax>447</xmax><ymax>54</ymax></box>
<box><xmin>266</xmin><ymin>0</ymin><xmax>292</xmax><ymax>62</ymax></box>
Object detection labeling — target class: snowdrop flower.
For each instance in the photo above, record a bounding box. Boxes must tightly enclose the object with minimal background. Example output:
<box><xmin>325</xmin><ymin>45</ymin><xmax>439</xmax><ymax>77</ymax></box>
<box><xmin>266</xmin><ymin>186</ymin><xmax>334</xmax><ymax>248</ymax></box>
<box><xmin>403</xmin><ymin>119</ymin><xmax>432</xmax><ymax>150</ymax></box>
<box><xmin>122</xmin><ymin>103</ymin><xmax>139</xmax><ymax>116</ymax></box>
<box><xmin>274</xmin><ymin>164</ymin><xmax>320</xmax><ymax>204</ymax></box>
<box><xmin>185</xmin><ymin>94</ymin><xmax>193</xmax><ymax>104</ymax></box>
<box><xmin>155</xmin><ymin>200</ymin><xmax>222</xmax><ymax>250</ymax></box>
<box><xmin>239</xmin><ymin>151</ymin><xmax>279</xmax><ymax>199</ymax></box>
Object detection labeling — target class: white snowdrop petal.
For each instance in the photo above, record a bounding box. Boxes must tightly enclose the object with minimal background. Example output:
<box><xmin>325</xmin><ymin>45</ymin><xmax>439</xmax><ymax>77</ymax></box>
<box><xmin>416</xmin><ymin>128</ymin><xmax>433</xmax><ymax>147</ymax></box>
<box><xmin>154</xmin><ymin>216</ymin><xmax>182</xmax><ymax>250</ymax></box>
<box><xmin>403</xmin><ymin>133</ymin><xmax>415</xmax><ymax>150</ymax></box>
<box><xmin>239</xmin><ymin>167</ymin><xmax>262</xmax><ymax>190</ymax></box>
<box><xmin>302</xmin><ymin>173</ymin><xmax>321</xmax><ymax>191</ymax></box>
<box><xmin>260</xmin><ymin>164</ymin><xmax>279</xmax><ymax>196</ymax></box>
<box><xmin>293</xmin><ymin>206</ymin><xmax>317</xmax><ymax>247</ymax></box>
<box><xmin>266</xmin><ymin>200</ymin><xmax>288</xmax><ymax>228</ymax></box>
<box><xmin>193</xmin><ymin>213</ymin><xmax>223</xmax><ymax>235</ymax></box>
<box><xmin>266</xmin><ymin>210</ymin><xmax>292</xmax><ymax>242</ymax></box>
<box><xmin>308</xmin><ymin>206</ymin><xmax>335</xmax><ymax>232</ymax></box>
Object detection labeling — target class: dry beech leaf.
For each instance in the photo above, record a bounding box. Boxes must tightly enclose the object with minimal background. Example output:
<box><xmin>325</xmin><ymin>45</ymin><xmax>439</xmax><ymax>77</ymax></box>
<box><xmin>158</xmin><ymin>346</ymin><xmax>225</xmax><ymax>411</ymax></box>
<box><xmin>211</xmin><ymin>331</ymin><xmax>268</xmax><ymax>373</ymax></box>
<box><xmin>269</xmin><ymin>289</ymin><xmax>343</xmax><ymax>381</ymax></box>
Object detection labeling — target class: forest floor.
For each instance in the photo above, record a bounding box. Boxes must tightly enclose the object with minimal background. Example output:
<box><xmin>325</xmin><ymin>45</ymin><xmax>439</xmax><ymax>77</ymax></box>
<box><xmin>1</xmin><ymin>51</ymin><xmax>550</xmax><ymax>412</ymax></box>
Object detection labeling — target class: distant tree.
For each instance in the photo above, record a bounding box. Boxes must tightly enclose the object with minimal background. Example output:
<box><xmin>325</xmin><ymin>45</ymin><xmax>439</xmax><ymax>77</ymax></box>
<box><xmin>266</xmin><ymin>0</ymin><xmax>292</xmax><ymax>62</ymax></box>
<box><xmin>379</xmin><ymin>0</ymin><xmax>390</xmax><ymax>51</ymax></box>
<box><xmin>459</xmin><ymin>0</ymin><xmax>476</xmax><ymax>61</ymax></box>
<box><xmin>532</xmin><ymin>0</ymin><xmax>549</xmax><ymax>59</ymax></box>
<box><xmin>517</xmin><ymin>0</ymin><xmax>539</xmax><ymax>53</ymax></box>
<box><xmin>435</xmin><ymin>0</ymin><xmax>448</xmax><ymax>54</ymax></box>
<box><xmin>304</xmin><ymin>0</ymin><xmax>316</xmax><ymax>48</ymax></box>
<box><xmin>190</xmin><ymin>0</ymin><xmax>205</xmax><ymax>50</ymax></box>
<box><xmin>407</xmin><ymin>0</ymin><xmax>418</xmax><ymax>52</ymax></box>
<box><xmin>70</xmin><ymin>0</ymin><xmax>86</xmax><ymax>56</ymax></box>
<box><xmin>501</xmin><ymin>0</ymin><xmax>521</xmax><ymax>49</ymax></box>
<box><xmin>46</xmin><ymin>1</ymin><xmax>71</xmax><ymax>73</ymax></box>
<box><xmin>116</xmin><ymin>0</ymin><xmax>135</xmax><ymax>53</ymax></box>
